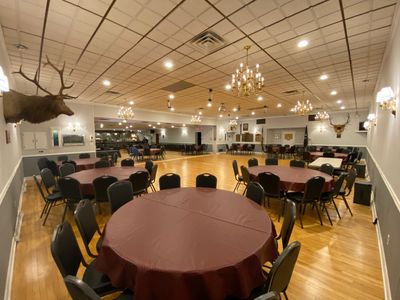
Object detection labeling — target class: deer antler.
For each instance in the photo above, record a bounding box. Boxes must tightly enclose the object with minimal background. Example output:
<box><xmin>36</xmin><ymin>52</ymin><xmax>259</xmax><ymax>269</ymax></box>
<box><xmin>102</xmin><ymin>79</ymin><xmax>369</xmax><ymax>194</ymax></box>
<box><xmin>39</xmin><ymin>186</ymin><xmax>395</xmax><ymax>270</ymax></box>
<box><xmin>344</xmin><ymin>113</ymin><xmax>350</xmax><ymax>125</ymax></box>
<box><xmin>44</xmin><ymin>55</ymin><xmax>77</xmax><ymax>99</ymax></box>
<box><xmin>13</xmin><ymin>66</ymin><xmax>53</xmax><ymax>95</ymax></box>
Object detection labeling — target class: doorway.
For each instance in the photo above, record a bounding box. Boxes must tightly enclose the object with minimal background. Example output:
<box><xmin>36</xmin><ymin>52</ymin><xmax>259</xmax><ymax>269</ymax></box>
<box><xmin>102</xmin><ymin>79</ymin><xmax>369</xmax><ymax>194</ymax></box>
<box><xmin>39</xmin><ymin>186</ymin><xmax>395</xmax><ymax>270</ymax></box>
<box><xmin>195</xmin><ymin>132</ymin><xmax>202</xmax><ymax>145</ymax></box>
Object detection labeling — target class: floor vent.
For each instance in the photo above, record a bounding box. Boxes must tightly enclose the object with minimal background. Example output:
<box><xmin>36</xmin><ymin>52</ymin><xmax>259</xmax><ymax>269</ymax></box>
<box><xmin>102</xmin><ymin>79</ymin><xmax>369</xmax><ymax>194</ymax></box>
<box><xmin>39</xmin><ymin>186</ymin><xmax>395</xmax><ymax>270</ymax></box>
<box><xmin>189</xmin><ymin>30</ymin><xmax>226</xmax><ymax>54</ymax></box>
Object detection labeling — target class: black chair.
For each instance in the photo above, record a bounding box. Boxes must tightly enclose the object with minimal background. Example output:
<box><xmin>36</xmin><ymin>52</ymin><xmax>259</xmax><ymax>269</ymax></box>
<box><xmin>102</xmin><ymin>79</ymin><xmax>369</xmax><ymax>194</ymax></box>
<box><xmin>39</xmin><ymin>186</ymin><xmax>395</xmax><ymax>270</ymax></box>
<box><xmin>245</xmin><ymin>182</ymin><xmax>265</xmax><ymax>205</ymax></box>
<box><xmin>248</xmin><ymin>158</ymin><xmax>259</xmax><ymax>167</ymax></box>
<box><xmin>232</xmin><ymin>160</ymin><xmax>244</xmax><ymax>192</ymax></box>
<box><xmin>74</xmin><ymin>200</ymin><xmax>103</xmax><ymax>258</ymax></box>
<box><xmin>37</xmin><ymin>157</ymin><xmax>49</xmax><ymax>171</ymax></box>
<box><xmin>320</xmin><ymin>173</ymin><xmax>346</xmax><ymax>225</ymax></box>
<box><xmin>121</xmin><ymin>158</ymin><xmax>134</xmax><ymax>167</ymax></box>
<box><xmin>276</xmin><ymin>200</ymin><xmax>296</xmax><ymax>249</ymax></box>
<box><xmin>63</xmin><ymin>275</ymin><xmax>132</xmax><ymax>300</ymax></box>
<box><xmin>287</xmin><ymin>176</ymin><xmax>325</xmax><ymax>228</ymax></box>
<box><xmin>59</xmin><ymin>162</ymin><xmax>76</xmax><ymax>177</ymax></box>
<box><xmin>258</xmin><ymin>172</ymin><xmax>285</xmax><ymax>211</ymax></box>
<box><xmin>196</xmin><ymin>173</ymin><xmax>217</xmax><ymax>188</ymax></box>
<box><xmin>240</xmin><ymin>165</ymin><xmax>251</xmax><ymax>195</ymax></box>
<box><xmin>265</xmin><ymin>158</ymin><xmax>278</xmax><ymax>165</ymax></box>
<box><xmin>33</xmin><ymin>174</ymin><xmax>63</xmax><ymax>225</ymax></box>
<box><xmin>159</xmin><ymin>173</ymin><xmax>181</xmax><ymax>190</ymax></box>
<box><xmin>289</xmin><ymin>160</ymin><xmax>306</xmax><ymax>168</ymax></box>
<box><xmin>58</xmin><ymin>177</ymin><xmax>83</xmax><ymax>222</ymax></box>
<box><xmin>336</xmin><ymin>168</ymin><xmax>357</xmax><ymax>216</ymax></box>
<box><xmin>145</xmin><ymin>159</ymin><xmax>153</xmax><ymax>174</ymax></box>
<box><xmin>129</xmin><ymin>171</ymin><xmax>149</xmax><ymax>196</ymax></box>
<box><xmin>94</xmin><ymin>160</ymin><xmax>110</xmax><ymax>169</ymax></box>
<box><xmin>262</xmin><ymin>241</ymin><xmax>301</xmax><ymax>299</ymax></box>
<box><xmin>58</xmin><ymin>155</ymin><xmax>68</xmax><ymax>161</ymax></box>
<box><xmin>79</xmin><ymin>153</ymin><xmax>90</xmax><ymax>159</ymax></box>
<box><xmin>323</xmin><ymin>152</ymin><xmax>335</xmax><ymax>158</ymax></box>
<box><xmin>302</xmin><ymin>151</ymin><xmax>312</xmax><ymax>164</ymax></box>
<box><xmin>51</xmin><ymin>222</ymin><xmax>117</xmax><ymax>296</ymax></box>
<box><xmin>107</xmin><ymin>181</ymin><xmax>134</xmax><ymax>213</ymax></box>
<box><xmin>254</xmin><ymin>291</ymin><xmax>280</xmax><ymax>300</ymax></box>
<box><xmin>40</xmin><ymin>168</ymin><xmax>58</xmax><ymax>194</ymax></box>
<box><xmin>148</xmin><ymin>164</ymin><xmax>158</xmax><ymax>192</ymax></box>
<box><xmin>320</xmin><ymin>163</ymin><xmax>334</xmax><ymax>176</ymax></box>
<box><xmin>46</xmin><ymin>160</ymin><xmax>59</xmax><ymax>177</ymax></box>
<box><xmin>92</xmin><ymin>176</ymin><xmax>118</xmax><ymax>214</ymax></box>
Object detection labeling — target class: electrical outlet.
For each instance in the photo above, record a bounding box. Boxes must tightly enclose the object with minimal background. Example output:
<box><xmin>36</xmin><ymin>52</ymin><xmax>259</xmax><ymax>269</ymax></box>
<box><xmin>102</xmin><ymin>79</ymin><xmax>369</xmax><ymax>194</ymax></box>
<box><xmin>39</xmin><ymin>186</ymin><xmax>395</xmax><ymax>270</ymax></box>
<box><xmin>386</xmin><ymin>234</ymin><xmax>391</xmax><ymax>246</ymax></box>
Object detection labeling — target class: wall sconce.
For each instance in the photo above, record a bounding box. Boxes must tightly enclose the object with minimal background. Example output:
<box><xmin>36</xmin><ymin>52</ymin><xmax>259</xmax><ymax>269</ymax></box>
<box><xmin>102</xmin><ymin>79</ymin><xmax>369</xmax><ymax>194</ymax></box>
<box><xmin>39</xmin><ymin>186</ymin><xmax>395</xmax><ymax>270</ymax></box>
<box><xmin>0</xmin><ymin>66</ymin><xmax>10</xmax><ymax>93</ymax></box>
<box><xmin>67</xmin><ymin>122</ymin><xmax>81</xmax><ymax>132</ymax></box>
<box><xmin>181</xmin><ymin>127</ymin><xmax>188</xmax><ymax>136</ymax></box>
<box><xmin>317</xmin><ymin>125</ymin><xmax>326</xmax><ymax>133</ymax></box>
<box><xmin>363</xmin><ymin>113</ymin><xmax>377</xmax><ymax>130</ymax></box>
<box><xmin>376</xmin><ymin>87</ymin><xmax>396</xmax><ymax>115</ymax></box>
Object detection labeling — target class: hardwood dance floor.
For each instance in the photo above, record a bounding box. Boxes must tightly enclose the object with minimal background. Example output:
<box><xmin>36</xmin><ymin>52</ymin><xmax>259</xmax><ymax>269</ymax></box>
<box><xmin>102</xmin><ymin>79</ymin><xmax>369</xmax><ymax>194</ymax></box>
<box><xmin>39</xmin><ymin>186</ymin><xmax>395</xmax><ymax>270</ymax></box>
<box><xmin>11</xmin><ymin>153</ymin><xmax>383</xmax><ymax>300</ymax></box>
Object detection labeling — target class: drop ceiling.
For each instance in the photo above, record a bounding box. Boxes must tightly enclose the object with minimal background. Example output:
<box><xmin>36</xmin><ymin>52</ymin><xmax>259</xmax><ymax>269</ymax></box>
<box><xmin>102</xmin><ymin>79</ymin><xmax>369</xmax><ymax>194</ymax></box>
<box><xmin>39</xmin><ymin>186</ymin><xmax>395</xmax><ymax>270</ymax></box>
<box><xmin>0</xmin><ymin>0</ymin><xmax>398</xmax><ymax>118</ymax></box>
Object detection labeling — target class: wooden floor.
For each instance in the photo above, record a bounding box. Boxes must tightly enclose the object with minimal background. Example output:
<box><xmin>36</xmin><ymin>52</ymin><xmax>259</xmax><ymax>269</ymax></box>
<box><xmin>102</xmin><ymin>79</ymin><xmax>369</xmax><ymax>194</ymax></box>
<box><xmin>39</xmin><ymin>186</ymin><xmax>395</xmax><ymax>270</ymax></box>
<box><xmin>11</xmin><ymin>152</ymin><xmax>384</xmax><ymax>300</ymax></box>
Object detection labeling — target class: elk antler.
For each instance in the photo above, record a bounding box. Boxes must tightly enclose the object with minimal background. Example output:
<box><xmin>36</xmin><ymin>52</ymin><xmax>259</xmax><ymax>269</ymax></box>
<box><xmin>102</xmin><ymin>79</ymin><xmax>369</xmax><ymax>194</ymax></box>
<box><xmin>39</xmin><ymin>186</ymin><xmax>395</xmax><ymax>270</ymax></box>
<box><xmin>329</xmin><ymin>113</ymin><xmax>350</xmax><ymax>125</ymax></box>
<box><xmin>44</xmin><ymin>55</ymin><xmax>77</xmax><ymax>99</ymax></box>
<box><xmin>13</xmin><ymin>66</ymin><xmax>53</xmax><ymax>95</ymax></box>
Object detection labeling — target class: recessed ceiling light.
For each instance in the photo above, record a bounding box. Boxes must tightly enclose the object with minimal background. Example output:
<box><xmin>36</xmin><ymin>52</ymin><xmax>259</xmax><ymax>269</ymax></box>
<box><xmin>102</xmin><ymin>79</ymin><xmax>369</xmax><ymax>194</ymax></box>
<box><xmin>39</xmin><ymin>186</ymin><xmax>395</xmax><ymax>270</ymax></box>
<box><xmin>336</xmin><ymin>99</ymin><xmax>342</xmax><ymax>104</ymax></box>
<box><xmin>330</xmin><ymin>90</ymin><xmax>337</xmax><ymax>96</ymax></box>
<box><xmin>122</xmin><ymin>119</ymin><xmax>127</xmax><ymax>123</ymax></box>
<box><xmin>235</xmin><ymin>116</ymin><xmax>239</xmax><ymax>120</ymax></box>
<box><xmin>171</xmin><ymin>125</ymin><xmax>174</xmax><ymax>128</ymax></box>
<box><xmin>157</xmin><ymin>122</ymin><xmax>161</xmax><ymax>125</ymax></box>
<box><xmin>125</xmin><ymin>126</ymin><xmax>128</xmax><ymax>129</ymax></box>
<box><xmin>225</xmin><ymin>84</ymin><xmax>232</xmax><ymax>90</ymax></box>
<box><xmin>320</xmin><ymin>74</ymin><xmax>328</xmax><ymax>80</ymax></box>
<box><xmin>233</xmin><ymin>107</ymin><xmax>237</xmax><ymax>112</ymax></box>
<box><xmin>168</xmin><ymin>94</ymin><xmax>175</xmax><ymax>100</ymax></box>
<box><xmin>170</xmin><ymin>107</ymin><xmax>175</xmax><ymax>111</ymax></box>
<box><xmin>182</xmin><ymin>124</ymin><xmax>186</xmax><ymax>127</ymax></box>
<box><xmin>257</xmin><ymin>96</ymin><xmax>263</xmax><ymax>101</ymax></box>
<box><xmin>164</xmin><ymin>61</ymin><xmax>173</xmax><ymax>69</ymax></box>
<box><xmin>118</xmin><ymin>122</ymin><xmax>122</xmax><ymax>125</ymax></box>
<box><xmin>100</xmin><ymin>123</ymin><xmax>104</xmax><ymax>128</ymax></box>
<box><xmin>128</xmin><ymin>100</ymin><xmax>134</xmax><ymax>105</ymax></box>
<box><xmin>129</xmin><ymin>125</ymin><xmax>132</xmax><ymax>128</ymax></box>
<box><xmin>148</xmin><ymin>124</ymin><xmax>152</xmax><ymax>127</ymax></box>
<box><xmin>153</xmin><ymin>126</ymin><xmax>156</xmax><ymax>129</ymax></box>
<box><xmin>340</xmin><ymin>106</ymin><xmax>345</xmax><ymax>110</ymax></box>
<box><xmin>102</xmin><ymin>79</ymin><xmax>111</xmax><ymax>86</ymax></box>
<box><xmin>277</xmin><ymin>103</ymin><xmax>282</xmax><ymax>108</ymax></box>
<box><xmin>198</xmin><ymin>111</ymin><xmax>203</xmax><ymax>115</ymax></box>
<box><xmin>297</xmin><ymin>40</ymin><xmax>309</xmax><ymax>48</ymax></box>
<box><xmin>251</xmin><ymin>111</ymin><xmax>255</xmax><ymax>115</ymax></box>
<box><xmin>219</xmin><ymin>114</ymin><xmax>223</xmax><ymax>118</ymax></box>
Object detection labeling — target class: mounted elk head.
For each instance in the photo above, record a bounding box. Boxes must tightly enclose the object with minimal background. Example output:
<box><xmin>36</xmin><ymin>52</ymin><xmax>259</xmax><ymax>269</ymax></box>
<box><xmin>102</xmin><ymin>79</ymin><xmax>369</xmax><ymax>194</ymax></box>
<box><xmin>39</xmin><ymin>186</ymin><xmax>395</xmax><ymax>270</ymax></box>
<box><xmin>329</xmin><ymin>113</ymin><xmax>350</xmax><ymax>138</ymax></box>
<box><xmin>2</xmin><ymin>56</ymin><xmax>76</xmax><ymax>124</ymax></box>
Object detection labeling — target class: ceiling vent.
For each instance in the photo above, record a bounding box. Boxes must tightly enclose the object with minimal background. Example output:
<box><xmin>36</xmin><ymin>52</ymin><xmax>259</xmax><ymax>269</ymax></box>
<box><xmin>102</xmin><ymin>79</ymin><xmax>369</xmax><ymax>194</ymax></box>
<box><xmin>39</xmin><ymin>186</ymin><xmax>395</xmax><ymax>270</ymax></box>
<box><xmin>161</xmin><ymin>80</ymin><xmax>195</xmax><ymax>93</ymax></box>
<box><xmin>189</xmin><ymin>31</ymin><xmax>226</xmax><ymax>54</ymax></box>
<box><xmin>105</xmin><ymin>90</ymin><xmax>121</xmax><ymax>95</ymax></box>
<box><xmin>282</xmin><ymin>89</ymin><xmax>300</xmax><ymax>95</ymax></box>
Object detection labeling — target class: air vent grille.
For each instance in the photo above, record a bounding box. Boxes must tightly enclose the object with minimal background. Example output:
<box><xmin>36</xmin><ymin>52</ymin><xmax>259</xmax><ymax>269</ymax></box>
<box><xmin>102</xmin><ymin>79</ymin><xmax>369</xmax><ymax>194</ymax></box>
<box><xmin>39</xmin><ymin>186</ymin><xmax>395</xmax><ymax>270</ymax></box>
<box><xmin>105</xmin><ymin>90</ymin><xmax>121</xmax><ymax>95</ymax></box>
<box><xmin>282</xmin><ymin>89</ymin><xmax>300</xmax><ymax>95</ymax></box>
<box><xmin>161</xmin><ymin>80</ymin><xmax>195</xmax><ymax>93</ymax></box>
<box><xmin>189</xmin><ymin>31</ymin><xmax>226</xmax><ymax>54</ymax></box>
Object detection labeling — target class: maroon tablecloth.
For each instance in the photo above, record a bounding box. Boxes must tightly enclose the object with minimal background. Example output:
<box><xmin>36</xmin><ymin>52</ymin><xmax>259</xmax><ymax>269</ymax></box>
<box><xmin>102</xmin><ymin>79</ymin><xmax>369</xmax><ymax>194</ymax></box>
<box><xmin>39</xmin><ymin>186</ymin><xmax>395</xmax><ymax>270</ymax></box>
<box><xmin>310</xmin><ymin>151</ymin><xmax>348</xmax><ymax>160</ymax></box>
<box><xmin>95</xmin><ymin>187</ymin><xmax>278</xmax><ymax>300</ymax></box>
<box><xmin>57</xmin><ymin>158</ymin><xmax>101</xmax><ymax>171</ymax></box>
<box><xmin>138</xmin><ymin>148</ymin><xmax>161</xmax><ymax>154</ymax></box>
<box><xmin>249</xmin><ymin>165</ymin><xmax>334</xmax><ymax>192</ymax></box>
<box><xmin>67</xmin><ymin>166</ymin><xmax>147</xmax><ymax>194</ymax></box>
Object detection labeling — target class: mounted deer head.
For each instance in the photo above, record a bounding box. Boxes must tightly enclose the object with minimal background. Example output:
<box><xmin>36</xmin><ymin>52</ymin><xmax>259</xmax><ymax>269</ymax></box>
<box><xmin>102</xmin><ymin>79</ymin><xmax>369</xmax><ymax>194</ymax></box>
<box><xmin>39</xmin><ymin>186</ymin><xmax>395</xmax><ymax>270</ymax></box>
<box><xmin>329</xmin><ymin>113</ymin><xmax>350</xmax><ymax>138</ymax></box>
<box><xmin>2</xmin><ymin>56</ymin><xmax>76</xmax><ymax>124</ymax></box>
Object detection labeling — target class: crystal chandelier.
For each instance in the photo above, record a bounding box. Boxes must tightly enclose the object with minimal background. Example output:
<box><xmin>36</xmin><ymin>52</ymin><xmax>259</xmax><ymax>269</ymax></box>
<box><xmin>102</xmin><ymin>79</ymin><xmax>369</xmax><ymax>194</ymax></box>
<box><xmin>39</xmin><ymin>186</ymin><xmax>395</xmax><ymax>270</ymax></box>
<box><xmin>376</xmin><ymin>86</ymin><xmax>396</xmax><ymax>115</ymax></box>
<box><xmin>191</xmin><ymin>115</ymin><xmax>201</xmax><ymax>123</ymax></box>
<box><xmin>231</xmin><ymin>45</ymin><xmax>264</xmax><ymax>96</ymax></box>
<box><xmin>291</xmin><ymin>92</ymin><xmax>313</xmax><ymax>115</ymax></box>
<box><xmin>315</xmin><ymin>110</ymin><xmax>329</xmax><ymax>120</ymax></box>
<box><xmin>118</xmin><ymin>106</ymin><xmax>134</xmax><ymax>120</ymax></box>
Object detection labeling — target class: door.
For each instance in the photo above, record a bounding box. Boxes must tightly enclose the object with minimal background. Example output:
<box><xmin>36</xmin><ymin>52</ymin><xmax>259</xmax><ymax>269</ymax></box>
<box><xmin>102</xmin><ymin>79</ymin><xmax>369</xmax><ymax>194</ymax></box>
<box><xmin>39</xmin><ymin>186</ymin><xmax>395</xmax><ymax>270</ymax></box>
<box><xmin>195</xmin><ymin>132</ymin><xmax>202</xmax><ymax>145</ymax></box>
<box><xmin>155</xmin><ymin>133</ymin><xmax>160</xmax><ymax>145</ymax></box>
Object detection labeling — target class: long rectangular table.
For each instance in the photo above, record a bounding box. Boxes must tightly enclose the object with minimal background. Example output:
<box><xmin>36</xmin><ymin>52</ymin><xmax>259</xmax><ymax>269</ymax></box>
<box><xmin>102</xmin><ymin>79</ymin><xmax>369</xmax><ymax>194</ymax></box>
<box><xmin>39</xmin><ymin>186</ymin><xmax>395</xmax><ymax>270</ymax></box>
<box><xmin>308</xmin><ymin>157</ymin><xmax>343</xmax><ymax>169</ymax></box>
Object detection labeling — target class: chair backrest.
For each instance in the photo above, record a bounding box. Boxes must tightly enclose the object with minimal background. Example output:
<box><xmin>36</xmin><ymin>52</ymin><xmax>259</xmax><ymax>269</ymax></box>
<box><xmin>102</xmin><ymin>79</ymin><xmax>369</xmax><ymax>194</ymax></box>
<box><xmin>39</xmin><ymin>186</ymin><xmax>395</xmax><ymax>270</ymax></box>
<box><xmin>245</xmin><ymin>182</ymin><xmax>264</xmax><ymax>205</ymax></box>
<box><xmin>51</xmin><ymin>222</ymin><xmax>84</xmax><ymax>278</ymax></box>
<box><xmin>107</xmin><ymin>181</ymin><xmax>134</xmax><ymax>213</ymax></box>
<box><xmin>64</xmin><ymin>275</ymin><xmax>101</xmax><ymax>300</ymax></box>
<box><xmin>37</xmin><ymin>157</ymin><xmax>49</xmax><ymax>171</ymax></box>
<box><xmin>265</xmin><ymin>158</ymin><xmax>278</xmax><ymax>165</ymax></box>
<box><xmin>265</xmin><ymin>241</ymin><xmax>301</xmax><ymax>294</ymax></box>
<box><xmin>159</xmin><ymin>173</ymin><xmax>181</xmax><ymax>190</ymax></box>
<box><xmin>254</xmin><ymin>291</ymin><xmax>280</xmax><ymax>300</ymax></box>
<box><xmin>240</xmin><ymin>166</ymin><xmax>251</xmax><ymax>184</ymax></box>
<box><xmin>33</xmin><ymin>175</ymin><xmax>47</xmax><ymax>201</ymax></box>
<box><xmin>280</xmin><ymin>200</ymin><xmax>296</xmax><ymax>249</ymax></box>
<box><xmin>258</xmin><ymin>172</ymin><xmax>281</xmax><ymax>198</ymax></box>
<box><xmin>74</xmin><ymin>200</ymin><xmax>100</xmax><ymax>254</ymax></box>
<box><xmin>145</xmin><ymin>159</ymin><xmax>153</xmax><ymax>173</ymax></box>
<box><xmin>232</xmin><ymin>160</ymin><xmax>240</xmax><ymax>178</ymax></box>
<box><xmin>40</xmin><ymin>168</ymin><xmax>57</xmax><ymax>193</ymax></box>
<box><xmin>92</xmin><ymin>175</ymin><xmax>118</xmax><ymax>202</ymax></box>
<box><xmin>303</xmin><ymin>176</ymin><xmax>325</xmax><ymax>203</ymax></box>
<box><xmin>94</xmin><ymin>160</ymin><xmax>110</xmax><ymax>169</ymax></box>
<box><xmin>46</xmin><ymin>160</ymin><xmax>59</xmax><ymax>177</ymax></box>
<box><xmin>59</xmin><ymin>163</ymin><xmax>76</xmax><ymax>177</ymax></box>
<box><xmin>323</xmin><ymin>152</ymin><xmax>334</xmax><ymax>158</ymax></box>
<box><xmin>248</xmin><ymin>158</ymin><xmax>259</xmax><ymax>167</ymax></box>
<box><xmin>345</xmin><ymin>168</ymin><xmax>357</xmax><ymax>193</ymax></box>
<box><xmin>121</xmin><ymin>158</ymin><xmax>134</xmax><ymax>167</ymax></box>
<box><xmin>58</xmin><ymin>155</ymin><xmax>68</xmax><ymax>161</ymax></box>
<box><xmin>289</xmin><ymin>160</ymin><xmax>306</xmax><ymax>168</ymax></box>
<box><xmin>196</xmin><ymin>173</ymin><xmax>217</xmax><ymax>188</ymax></box>
<box><xmin>150</xmin><ymin>164</ymin><xmax>158</xmax><ymax>183</ymax></box>
<box><xmin>79</xmin><ymin>153</ymin><xmax>90</xmax><ymax>159</ymax></box>
<box><xmin>58</xmin><ymin>177</ymin><xmax>83</xmax><ymax>202</ymax></box>
<box><xmin>302</xmin><ymin>151</ymin><xmax>311</xmax><ymax>161</ymax></box>
<box><xmin>357</xmin><ymin>151</ymin><xmax>363</xmax><ymax>161</ymax></box>
<box><xmin>129</xmin><ymin>171</ymin><xmax>149</xmax><ymax>195</ymax></box>
<box><xmin>331</xmin><ymin>173</ymin><xmax>347</xmax><ymax>197</ymax></box>
<box><xmin>320</xmin><ymin>163</ymin><xmax>334</xmax><ymax>175</ymax></box>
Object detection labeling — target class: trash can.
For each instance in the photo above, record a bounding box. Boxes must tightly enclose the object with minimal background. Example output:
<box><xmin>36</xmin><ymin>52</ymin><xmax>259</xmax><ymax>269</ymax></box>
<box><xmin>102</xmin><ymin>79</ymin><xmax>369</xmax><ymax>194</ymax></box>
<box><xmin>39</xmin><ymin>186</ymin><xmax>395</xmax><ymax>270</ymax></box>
<box><xmin>354</xmin><ymin>163</ymin><xmax>366</xmax><ymax>178</ymax></box>
<box><xmin>353</xmin><ymin>182</ymin><xmax>372</xmax><ymax>206</ymax></box>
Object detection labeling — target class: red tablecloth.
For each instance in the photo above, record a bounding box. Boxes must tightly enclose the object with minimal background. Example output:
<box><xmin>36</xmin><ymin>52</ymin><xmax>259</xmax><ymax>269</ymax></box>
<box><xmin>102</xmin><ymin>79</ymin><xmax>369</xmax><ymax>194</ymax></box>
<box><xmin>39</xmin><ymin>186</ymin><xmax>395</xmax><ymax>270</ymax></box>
<box><xmin>309</xmin><ymin>151</ymin><xmax>348</xmax><ymax>160</ymax></box>
<box><xmin>249</xmin><ymin>165</ymin><xmax>334</xmax><ymax>192</ymax></box>
<box><xmin>95</xmin><ymin>187</ymin><xmax>278</xmax><ymax>300</ymax></box>
<box><xmin>57</xmin><ymin>158</ymin><xmax>101</xmax><ymax>171</ymax></box>
<box><xmin>138</xmin><ymin>148</ymin><xmax>161</xmax><ymax>154</ymax></box>
<box><xmin>67</xmin><ymin>166</ymin><xmax>147</xmax><ymax>194</ymax></box>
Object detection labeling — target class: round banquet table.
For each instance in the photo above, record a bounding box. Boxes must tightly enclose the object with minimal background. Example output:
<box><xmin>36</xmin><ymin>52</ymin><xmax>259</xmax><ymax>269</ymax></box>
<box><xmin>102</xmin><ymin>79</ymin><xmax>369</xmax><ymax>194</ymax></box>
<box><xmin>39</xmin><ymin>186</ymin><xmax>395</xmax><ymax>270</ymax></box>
<box><xmin>95</xmin><ymin>187</ymin><xmax>278</xmax><ymax>300</ymax></box>
<box><xmin>249</xmin><ymin>165</ymin><xmax>334</xmax><ymax>192</ymax></box>
<box><xmin>67</xmin><ymin>166</ymin><xmax>147</xmax><ymax>194</ymax></box>
<box><xmin>57</xmin><ymin>158</ymin><xmax>101</xmax><ymax>171</ymax></box>
<box><xmin>309</xmin><ymin>151</ymin><xmax>348</xmax><ymax>160</ymax></box>
<box><xmin>138</xmin><ymin>148</ymin><xmax>161</xmax><ymax>154</ymax></box>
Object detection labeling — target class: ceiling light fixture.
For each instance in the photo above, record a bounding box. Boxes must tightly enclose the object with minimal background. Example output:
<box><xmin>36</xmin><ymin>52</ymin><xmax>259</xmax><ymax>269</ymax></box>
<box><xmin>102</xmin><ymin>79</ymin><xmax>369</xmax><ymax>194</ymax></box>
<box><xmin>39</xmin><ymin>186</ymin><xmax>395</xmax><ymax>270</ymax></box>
<box><xmin>297</xmin><ymin>40</ymin><xmax>309</xmax><ymax>48</ymax></box>
<box><xmin>157</xmin><ymin>122</ymin><xmax>161</xmax><ymax>125</ymax></box>
<box><xmin>191</xmin><ymin>114</ymin><xmax>201</xmax><ymax>123</ymax></box>
<box><xmin>376</xmin><ymin>86</ymin><xmax>396</xmax><ymax>115</ymax></box>
<box><xmin>118</xmin><ymin>122</ymin><xmax>122</xmax><ymax>126</ymax></box>
<box><xmin>219</xmin><ymin>114</ymin><xmax>223</xmax><ymax>118</ymax></box>
<box><xmin>0</xmin><ymin>66</ymin><xmax>9</xmax><ymax>92</ymax></box>
<box><xmin>164</xmin><ymin>61</ymin><xmax>173</xmax><ymax>69</ymax></box>
<box><xmin>277</xmin><ymin>103</ymin><xmax>282</xmax><ymax>108</ymax></box>
<box><xmin>251</xmin><ymin>111</ymin><xmax>255</xmax><ymax>115</ymax></box>
<box><xmin>231</xmin><ymin>45</ymin><xmax>264</xmax><ymax>96</ymax></box>
<box><xmin>118</xmin><ymin>106</ymin><xmax>134</xmax><ymax>121</ymax></box>
<box><xmin>218</xmin><ymin>103</ymin><xmax>226</xmax><ymax>113</ymax></box>
<box><xmin>340</xmin><ymin>106</ymin><xmax>345</xmax><ymax>110</ymax></box>
<box><xmin>320</xmin><ymin>74</ymin><xmax>328</xmax><ymax>80</ymax></box>
<box><xmin>182</xmin><ymin>124</ymin><xmax>186</xmax><ymax>127</ymax></box>
<box><xmin>207</xmin><ymin>88</ymin><xmax>213</xmax><ymax>107</ymax></box>
<box><xmin>148</xmin><ymin>124</ymin><xmax>152</xmax><ymax>127</ymax></box>
<box><xmin>100</xmin><ymin>123</ymin><xmax>104</xmax><ymax>128</ymax></box>
<box><xmin>102</xmin><ymin>79</ymin><xmax>111</xmax><ymax>86</ymax></box>
<box><xmin>290</xmin><ymin>91</ymin><xmax>313</xmax><ymax>115</ymax></box>
<box><xmin>225</xmin><ymin>84</ymin><xmax>231</xmax><ymax>90</ymax></box>
<box><xmin>168</xmin><ymin>94</ymin><xmax>175</xmax><ymax>100</ymax></box>
<box><xmin>330</xmin><ymin>90</ymin><xmax>337</xmax><ymax>96</ymax></box>
<box><xmin>128</xmin><ymin>100</ymin><xmax>134</xmax><ymax>105</ymax></box>
<box><xmin>336</xmin><ymin>99</ymin><xmax>342</xmax><ymax>104</ymax></box>
<box><xmin>315</xmin><ymin>110</ymin><xmax>329</xmax><ymax>120</ymax></box>
<box><xmin>171</xmin><ymin>125</ymin><xmax>175</xmax><ymax>128</ymax></box>
<box><xmin>257</xmin><ymin>95</ymin><xmax>263</xmax><ymax>101</ymax></box>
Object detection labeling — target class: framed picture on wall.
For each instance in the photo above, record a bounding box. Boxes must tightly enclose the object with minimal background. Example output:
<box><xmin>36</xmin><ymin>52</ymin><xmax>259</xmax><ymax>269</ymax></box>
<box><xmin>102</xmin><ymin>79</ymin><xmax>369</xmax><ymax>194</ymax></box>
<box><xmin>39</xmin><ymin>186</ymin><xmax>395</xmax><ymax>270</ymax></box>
<box><xmin>51</xmin><ymin>128</ymin><xmax>61</xmax><ymax>147</ymax></box>
<box><xmin>242</xmin><ymin>123</ymin><xmax>249</xmax><ymax>132</ymax></box>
